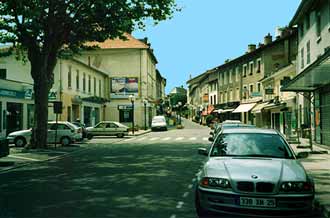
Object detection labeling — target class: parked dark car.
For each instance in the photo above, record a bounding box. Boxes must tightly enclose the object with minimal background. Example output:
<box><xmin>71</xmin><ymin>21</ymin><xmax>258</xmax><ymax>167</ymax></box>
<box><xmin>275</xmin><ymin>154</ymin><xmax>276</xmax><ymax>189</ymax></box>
<box><xmin>0</xmin><ymin>136</ymin><xmax>9</xmax><ymax>158</ymax></box>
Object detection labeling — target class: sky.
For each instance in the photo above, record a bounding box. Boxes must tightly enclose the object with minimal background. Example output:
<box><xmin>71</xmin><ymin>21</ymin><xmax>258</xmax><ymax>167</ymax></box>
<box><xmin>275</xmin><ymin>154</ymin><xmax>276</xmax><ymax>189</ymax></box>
<box><xmin>133</xmin><ymin>0</ymin><xmax>301</xmax><ymax>94</ymax></box>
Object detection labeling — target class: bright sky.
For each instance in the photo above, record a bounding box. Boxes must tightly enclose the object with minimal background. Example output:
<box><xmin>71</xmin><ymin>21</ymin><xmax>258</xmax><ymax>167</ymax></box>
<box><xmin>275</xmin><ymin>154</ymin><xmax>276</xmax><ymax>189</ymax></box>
<box><xmin>133</xmin><ymin>0</ymin><xmax>301</xmax><ymax>94</ymax></box>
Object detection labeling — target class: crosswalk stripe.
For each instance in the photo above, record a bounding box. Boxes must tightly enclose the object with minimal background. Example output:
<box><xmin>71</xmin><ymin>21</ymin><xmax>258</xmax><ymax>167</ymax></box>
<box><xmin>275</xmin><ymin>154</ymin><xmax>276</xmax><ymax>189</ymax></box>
<box><xmin>175</xmin><ymin>137</ymin><xmax>184</xmax><ymax>141</ymax></box>
<box><xmin>137</xmin><ymin>137</ymin><xmax>147</xmax><ymax>141</ymax></box>
<box><xmin>189</xmin><ymin>137</ymin><xmax>197</xmax><ymax>140</ymax></box>
<box><xmin>202</xmin><ymin>137</ymin><xmax>208</xmax><ymax>141</ymax></box>
<box><xmin>162</xmin><ymin>137</ymin><xmax>171</xmax><ymax>141</ymax></box>
<box><xmin>150</xmin><ymin>137</ymin><xmax>160</xmax><ymax>141</ymax></box>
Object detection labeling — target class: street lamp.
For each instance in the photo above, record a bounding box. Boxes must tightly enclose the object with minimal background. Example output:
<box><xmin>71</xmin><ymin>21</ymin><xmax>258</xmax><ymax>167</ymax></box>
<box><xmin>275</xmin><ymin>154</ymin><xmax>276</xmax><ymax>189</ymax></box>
<box><xmin>129</xmin><ymin>95</ymin><xmax>136</xmax><ymax>135</ymax></box>
<box><xmin>143</xmin><ymin>99</ymin><xmax>148</xmax><ymax>130</ymax></box>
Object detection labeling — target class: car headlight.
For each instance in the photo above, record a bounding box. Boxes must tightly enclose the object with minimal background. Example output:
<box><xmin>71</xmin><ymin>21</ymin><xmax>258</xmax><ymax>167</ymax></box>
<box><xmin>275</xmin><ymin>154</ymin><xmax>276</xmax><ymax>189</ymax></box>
<box><xmin>200</xmin><ymin>177</ymin><xmax>231</xmax><ymax>189</ymax></box>
<box><xmin>280</xmin><ymin>182</ymin><xmax>314</xmax><ymax>193</ymax></box>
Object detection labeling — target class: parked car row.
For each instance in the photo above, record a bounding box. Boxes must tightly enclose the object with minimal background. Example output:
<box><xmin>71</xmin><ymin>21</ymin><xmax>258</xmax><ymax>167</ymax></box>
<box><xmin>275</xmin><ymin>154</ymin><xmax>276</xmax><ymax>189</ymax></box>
<box><xmin>6</xmin><ymin>120</ymin><xmax>131</xmax><ymax>147</ymax></box>
<box><xmin>196</xmin><ymin>120</ymin><xmax>314</xmax><ymax>217</ymax></box>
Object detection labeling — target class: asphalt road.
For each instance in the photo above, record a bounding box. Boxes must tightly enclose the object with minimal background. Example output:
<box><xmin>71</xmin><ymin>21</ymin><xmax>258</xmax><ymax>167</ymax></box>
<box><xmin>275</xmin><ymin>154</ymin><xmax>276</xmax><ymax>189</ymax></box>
<box><xmin>0</xmin><ymin>119</ymin><xmax>324</xmax><ymax>218</ymax></box>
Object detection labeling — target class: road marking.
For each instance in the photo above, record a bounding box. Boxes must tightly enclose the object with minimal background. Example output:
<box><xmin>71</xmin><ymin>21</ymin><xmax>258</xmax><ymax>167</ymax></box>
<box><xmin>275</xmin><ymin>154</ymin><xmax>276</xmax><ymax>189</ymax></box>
<box><xmin>125</xmin><ymin>137</ymin><xmax>135</xmax><ymax>141</ymax></box>
<box><xmin>182</xmin><ymin>192</ymin><xmax>189</xmax><ymax>198</ymax></box>
<box><xmin>175</xmin><ymin>137</ymin><xmax>184</xmax><ymax>141</ymax></box>
<box><xmin>170</xmin><ymin>215</ymin><xmax>176</xmax><ymax>218</ymax></box>
<box><xmin>189</xmin><ymin>137</ymin><xmax>197</xmax><ymax>140</ymax></box>
<box><xmin>162</xmin><ymin>137</ymin><xmax>171</xmax><ymax>141</ymax></box>
<box><xmin>136</xmin><ymin>137</ymin><xmax>147</xmax><ymax>141</ymax></box>
<box><xmin>176</xmin><ymin>201</ymin><xmax>184</xmax><ymax>209</ymax></box>
<box><xmin>8</xmin><ymin>155</ymin><xmax>40</xmax><ymax>162</ymax></box>
<box><xmin>150</xmin><ymin>137</ymin><xmax>160</xmax><ymax>141</ymax></box>
<box><xmin>202</xmin><ymin>137</ymin><xmax>208</xmax><ymax>141</ymax></box>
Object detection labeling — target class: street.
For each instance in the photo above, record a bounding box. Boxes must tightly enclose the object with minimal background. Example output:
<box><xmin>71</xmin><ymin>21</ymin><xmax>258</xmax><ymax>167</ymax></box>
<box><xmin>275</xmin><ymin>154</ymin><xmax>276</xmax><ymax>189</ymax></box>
<box><xmin>0</xmin><ymin>120</ymin><xmax>324</xmax><ymax>218</ymax></box>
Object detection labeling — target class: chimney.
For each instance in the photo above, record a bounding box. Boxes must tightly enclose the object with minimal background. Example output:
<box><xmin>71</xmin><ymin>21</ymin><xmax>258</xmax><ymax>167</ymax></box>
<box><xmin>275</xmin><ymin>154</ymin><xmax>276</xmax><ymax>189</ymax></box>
<box><xmin>275</xmin><ymin>26</ymin><xmax>283</xmax><ymax>38</ymax></box>
<box><xmin>224</xmin><ymin>59</ymin><xmax>231</xmax><ymax>63</ymax></box>
<box><xmin>248</xmin><ymin>44</ymin><xmax>256</xmax><ymax>53</ymax></box>
<box><xmin>264</xmin><ymin>33</ymin><xmax>273</xmax><ymax>45</ymax></box>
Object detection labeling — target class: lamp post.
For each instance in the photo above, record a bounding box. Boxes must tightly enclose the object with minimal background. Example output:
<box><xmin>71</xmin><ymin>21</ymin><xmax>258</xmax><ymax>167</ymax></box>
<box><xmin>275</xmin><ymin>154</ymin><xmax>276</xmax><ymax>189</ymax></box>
<box><xmin>129</xmin><ymin>95</ymin><xmax>136</xmax><ymax>135</ymax></box>
<box><xmin>143</xmin><ymin>99</ymin><xmax>148</xmax><ymax>130</ymax></box>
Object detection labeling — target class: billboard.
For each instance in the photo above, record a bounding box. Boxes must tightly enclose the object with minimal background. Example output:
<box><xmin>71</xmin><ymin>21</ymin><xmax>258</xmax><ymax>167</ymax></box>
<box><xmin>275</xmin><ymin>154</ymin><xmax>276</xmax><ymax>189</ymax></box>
<box><xmin>111</xmin><ymin>77</ymin><xmax>139</xmax><ymax>98</ymax></box>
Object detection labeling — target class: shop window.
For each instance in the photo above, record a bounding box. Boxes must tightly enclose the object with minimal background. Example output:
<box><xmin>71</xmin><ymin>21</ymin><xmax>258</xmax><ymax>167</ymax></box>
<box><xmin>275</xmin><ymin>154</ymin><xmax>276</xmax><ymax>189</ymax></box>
<box><xmin>119</xmin><ymin>110</ymin><xmax>133</xmax><ymax>123</ymax></box>
<box><xmin>0</xmin><ymin>69</ymin><xmax>6</xmax><ymax>79</ymax></box>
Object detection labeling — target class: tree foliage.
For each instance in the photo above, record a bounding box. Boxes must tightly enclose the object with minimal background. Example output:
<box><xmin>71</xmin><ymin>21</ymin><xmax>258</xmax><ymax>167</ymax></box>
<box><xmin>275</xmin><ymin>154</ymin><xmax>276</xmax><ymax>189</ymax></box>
<box><xmin>0</xmin><ymin>0</ymin><xmax>178</xmax><ymax>148</ymax></box>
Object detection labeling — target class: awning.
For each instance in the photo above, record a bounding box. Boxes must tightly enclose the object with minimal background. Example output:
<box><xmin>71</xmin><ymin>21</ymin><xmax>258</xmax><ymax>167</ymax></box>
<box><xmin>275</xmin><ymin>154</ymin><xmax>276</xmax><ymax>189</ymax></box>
<box><xmin>214</xmin><ymin>108</ymin><xmax>235</xmax><ymax>114</ymax></box>
<box><xmin>263</xmin><ymin>102</ymin><xmax>286</xmax><ymax>110</ymax></box>
<box><xmin>281</xmin><ymin>49</ymin><xmax>330</xmax><ymax>92</ymax></box>
<box><xmin>232</xmin><ymin>103</ymin><xmax>257</xmax><ymax>113</ymax></box>
<box><xmin>251</xmin><ymin>102</ymin><xmax>270</xmax><ymax>113</ymax></box>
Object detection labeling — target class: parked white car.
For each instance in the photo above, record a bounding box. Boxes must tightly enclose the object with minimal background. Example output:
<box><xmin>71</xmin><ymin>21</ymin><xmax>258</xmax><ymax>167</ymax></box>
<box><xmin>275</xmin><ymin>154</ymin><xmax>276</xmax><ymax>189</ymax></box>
<box><xmin>7</xmin><ymin>121</ymin><xmax>82</xmax><ymax>147</ymax></box>
<box><xmin>86</xmin><ymin>121</ymin><xmax>129</xmax><ymax>139</ymax></box>
<box><xmin>151</xmin><ymin>115</ymin><xmax>167</xmax><ymax>131</ymax></box>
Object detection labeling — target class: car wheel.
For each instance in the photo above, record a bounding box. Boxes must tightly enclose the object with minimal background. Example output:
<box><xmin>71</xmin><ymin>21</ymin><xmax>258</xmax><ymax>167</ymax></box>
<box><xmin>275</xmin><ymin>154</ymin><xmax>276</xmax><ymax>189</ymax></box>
<box><xmin>195</xmin><ymin>188</ymin><xmax>209</xmax><ymax>218</ymax></box>
<box><xmin>164</xmin><ymin>127</ymin><xmax>168</xmax><ymax>131</ymax></box>
<box><xmin>15</xmin><ymin>137</ymin><xmax>26</xmax><ymax>147</ymax></box>
<box><xmin>87</xmin><ymin>134</ymin><xmax>93</xmax><ymax>140</ymax></box>
<box><xmin>117</xmin><ymin>133</ymin><xmax>124</xmax><ymax>138</ymax></box>
<box><xmin>61</xmin><ymin>137</ymin><xmax>71</xmax><ymax>146</ymax></box>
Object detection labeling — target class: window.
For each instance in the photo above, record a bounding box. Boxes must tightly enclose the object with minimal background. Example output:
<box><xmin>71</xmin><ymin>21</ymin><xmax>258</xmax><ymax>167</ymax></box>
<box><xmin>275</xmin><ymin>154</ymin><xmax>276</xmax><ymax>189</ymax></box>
<box><xmin>214</xmin><ymin>95</ymin><xmax>216</xmax><ymax>104</ymax></box>
<box><xmin>316</xmin><ymin>11</ymin><xmax>321</xmax><ymax>37</ymax></box>
<box><xmin>257</xmin><ymin>59</ymin><xmax>261</xmax><ymax>73</ymax></box>
<box><xmin>229</xmin><ymin>90</ymin><xmax>233</xmax><ymax>101</ymax></box>
<box><xmin>306</xmin><ymin>41</ymin><xmax>311</xmax><ymax>64</ymax></box>
<box><xmin>119</xmin><ymin>109</ymin><xmax>133</xmax><ymax>122</ymax></box>
<box><xmin>67</xmin><ymin>106</ymin><xmax>71</xmax><ymax>122</ymax></box>
<box><xmin>243</xmin><ymin>65</ymin><xmax>247</xmax><ymax>77</ymax></box>
<box><xmin>76</xmin><ymin>70</ymin><xmax>80</xmax><ymax>90</ymax></box>
<box><xmin>68</xmin><ymin>66</ymin><xmax>72</xmax><ymax>88</ymax></box>
<box><xmin>94</xmin><ymin>77</ymin><xmax>96</xmax><ymax>95</ymax></box>
<box><xmin>210</xmin><ymin>96</ymin><xmax>213</xmax><ymax>105</ymax></box>
<box><xmin>301</xmin><ymin>48</ymin><xmax>305</xmax><ymax>69</ymax></box>
<box><xmin>224</xmin><ymin>72</ymin><xmax>227</xmax><ymax>85</ymax></box>
<box><xmin>257</xmin><ymin>83</ymin><xmax>261</xmax><ymax>92</ymax></box>
<box><xmin>249</xmin><ymin>62</ymin><xmax>254</xmax><ymax>75</ymax></box>
<box><xmin>219</xmin><ymin>92</ymin><xmax>223</xmax><ymax>103</ymax></box>
<box><xmin>236</xmin><ymin>88</ymin><xmax>240</xmax><ymax>100</ymax></box>
<box><xmin>305</xmin><ymin>13</ymin><xmax>310</xmax><ymax>30</ymax></box>
<box><xmin>243</xmin><ymin>85</ymin><xmax>248</xmax><ymax>99</ymax></box>
<box><xmin>0</xmin><ymin>102</ymin><xmax>2</xmax><ymax>131</ymax></box>
<box><xmin>224</xmin><ymin>92</ymin><xmax>227</xmax><ymax>102</ymax></box>
<box><xmin>88</xmin><ymin>75</ymin><xmax>91</xmax><ymax>93</ymax></box>
<box><xmin>236</xmin><ymin>67</ymin><xmax>239</xmax><ymax>81</ymax></box>
<box><xmin>99</xmin><ymin>80</ymin><xmax>102</xmax><ymax>97</ymax></box>
<box><xmin>0</xmin><ymin>69</ymin><xmax>7</xmax><ymax>79</ymax></box>
<box><xmin>83</xmin><ymin>73</ymin><xmax>86</xmax><ymax>92</ymax></box>
<box><xmin>222</xmin><ymin>73</ymin><xmax>224</xmax><ymax>85</ymax></box>
<box><xmin>229</xmin><ymin>70</ymin><xmax>232</xmax><ymax>83</ymax></box>
<box><xmin>250</xmin><ymin>84</ymin><xmax>254</xmax><ymax>93</ymax></box>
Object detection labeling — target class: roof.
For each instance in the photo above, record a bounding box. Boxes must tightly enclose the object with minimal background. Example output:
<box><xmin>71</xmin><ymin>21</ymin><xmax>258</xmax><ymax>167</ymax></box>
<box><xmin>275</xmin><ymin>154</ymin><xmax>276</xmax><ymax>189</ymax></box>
<box><xmin>222</xmin><ymin>128</ymin><xmax>278</xmax><ymax>135</ymax></box>
<box><xmin>84</xmin><ymin>33</ymin><xmax>149</xmax><ymax>49</ymax></box>
<box><xmin>290</xmin><ymin>0</ymin><xmax>321</xmax><ymax>26</ymax></box>
<box><xmin>71</xmin><ymin>58</ymin><xmax>108</xmax><ymax>77</ymax></box>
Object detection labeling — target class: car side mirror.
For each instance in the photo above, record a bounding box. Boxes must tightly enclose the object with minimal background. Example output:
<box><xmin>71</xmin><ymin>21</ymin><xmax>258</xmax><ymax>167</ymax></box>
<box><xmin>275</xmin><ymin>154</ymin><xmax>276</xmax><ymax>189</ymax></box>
<box><xmin>198</xmin><ymin>148</ymin><xmax>208</xmax><ymax>156</ymax></box>
<box><xmin>296</xmin><ymin>152</ymin><xmax>309</xmax><ymax>159</ymax></box>
<box><xmin>208</xmin><ymin>137</ymin><xmax>214</xmax><ymax>142</ymax></box>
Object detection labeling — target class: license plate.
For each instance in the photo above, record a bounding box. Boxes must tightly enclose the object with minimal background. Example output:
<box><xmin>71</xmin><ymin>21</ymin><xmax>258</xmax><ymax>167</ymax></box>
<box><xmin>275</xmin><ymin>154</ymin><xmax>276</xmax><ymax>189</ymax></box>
<box><xmin>240</xmin><ymin>197</ymin><xmax>276</xmax><ymax>208</ymax></box>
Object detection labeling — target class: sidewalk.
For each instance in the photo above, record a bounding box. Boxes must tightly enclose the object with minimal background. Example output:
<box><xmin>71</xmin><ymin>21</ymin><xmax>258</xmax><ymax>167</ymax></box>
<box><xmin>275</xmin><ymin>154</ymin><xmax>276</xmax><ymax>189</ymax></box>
<box><xmin>0</xmin><ymin>143</ymin><xmax>87</xmax><ymax>173</ymax></box>
<box><xmin>128</xmin><ymin>129</ymin><xmax>151</xmax><ymax>136</ymax></box>
<box><xmin>289</xmin><ymin>140</ymin><xmax>330</xmax><ymax>217</ymax></box>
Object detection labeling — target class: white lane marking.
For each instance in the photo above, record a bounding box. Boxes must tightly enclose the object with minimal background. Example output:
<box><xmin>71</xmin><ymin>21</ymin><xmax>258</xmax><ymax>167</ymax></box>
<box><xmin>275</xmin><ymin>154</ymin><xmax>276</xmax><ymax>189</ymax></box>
<box><xmin>150</xmin><ymin>137</ymin><xmax>160</xmax><ymax>141</ymax></box>
<box><xmin>182</xmin><ymin>192</ymin><xmax>189</xmax><ymax>198</ymax></box>
<box><xmin>176</xmin><ymin>201</ymin><xmax>184</xmax><ymax>209</ymax></box>
<box><xmin>170</xmin><ymin>215</ymin><xmax>176</xmax><ymax>218</ymax></box>
<box><xmin>125</xmin><ymin>137</ymin><xmax>135</xmax><ymax>141</ymax></box>
<box><xmin>175</xmin><ymin>137</ymin><xmax>184</xmax><ymax>141</ymax></box>
<box><xmin>162</xmin><ymin>137</ymin><xmax>171</xmax><ymax>141</ymax></box>
<box><xmin>8</xmin><ymin>155</ymin><xmax>40</xmax><ymax>161</ymax></box>
<box><xmin>202</xmin><ymin>137</ymin><xmax>208</xmax><ymax>141</ymax></box>
<box><xmin>189</xmin><ymin>137</ymin><xmax>197</xmax><ymax>140</ymax></box>
<box><xmin>137</xmin><ymin>137</ymin><xmax>147</xmax><ymax>141</ymax></box>
<box><xmin>188</xmin><ymin>184</ymin><xmax>193</xmax><ymax>189</ymax></box>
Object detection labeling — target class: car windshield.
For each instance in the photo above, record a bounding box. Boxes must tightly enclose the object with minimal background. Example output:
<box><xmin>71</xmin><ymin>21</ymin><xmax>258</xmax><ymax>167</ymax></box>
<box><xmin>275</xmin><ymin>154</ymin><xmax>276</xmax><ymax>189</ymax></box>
<box><xmin>210</xmin><ymin>133</ymin><xmax>294</xmax><ymax>159</ymax></box>
<box><xmin>153</xmin><ymin>118</ymin><xmax>165</xmax><ymax>122</ymax></box>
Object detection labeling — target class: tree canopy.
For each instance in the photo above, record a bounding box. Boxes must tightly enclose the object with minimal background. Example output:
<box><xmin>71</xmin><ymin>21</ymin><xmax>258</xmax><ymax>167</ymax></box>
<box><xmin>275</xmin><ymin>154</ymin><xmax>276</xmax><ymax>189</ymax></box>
<box><xmin>0</xmin><ymin>0</ymin><xmax>178</xmax><ymax>148</ymax></box>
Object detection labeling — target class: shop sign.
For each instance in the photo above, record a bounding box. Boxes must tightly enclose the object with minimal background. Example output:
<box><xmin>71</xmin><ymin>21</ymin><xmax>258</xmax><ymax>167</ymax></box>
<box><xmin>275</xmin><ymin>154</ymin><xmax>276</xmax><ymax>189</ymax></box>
<box><xmin>202</xmin><ymin>94</ymin><xmax>209</xmax><ymax>103</ymax></box>
<box><xmin>24</xmin><ymin>89</ymin><xmax>58</xmax><ymax>100</ymax></box>
<box><xmin>0</xmin><ymin>88</ymin><xmax>25</xmax><ymax>99</ymax></box>
<box><xmin>118</xmin><ymin>105</ymin><xmax>133</xmax><ymax>110</ymax></box>
<box><xmin>265</xmin><ymin>88</ymin><xmax>274</xmax><ymax>95</ymax></box>
<box><xmin>250</xmin><ymin>92</ymin><xmax>262</xmax><ymax>97</ymax></box>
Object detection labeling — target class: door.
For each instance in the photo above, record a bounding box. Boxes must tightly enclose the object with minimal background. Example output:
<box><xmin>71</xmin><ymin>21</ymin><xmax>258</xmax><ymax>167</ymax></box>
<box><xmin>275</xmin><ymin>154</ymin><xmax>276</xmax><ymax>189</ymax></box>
<box><xmin>93</xmin><ymin>122</ymin><xmax>106</xmax><ymax>136</ymax></box>
<box><xmin>6</xmin><ymin>102</ymin><xmax>23</xmax><ymax>135</ymax></box>
<box><xmin>105</xmin><ymin>123</ymin><xmax>119</xmax><ymax>136</ymax></box>
<box><xmin>321</xmin><ymin>92</ymin><xmax>330</xmax><ymax>145</ymax></box>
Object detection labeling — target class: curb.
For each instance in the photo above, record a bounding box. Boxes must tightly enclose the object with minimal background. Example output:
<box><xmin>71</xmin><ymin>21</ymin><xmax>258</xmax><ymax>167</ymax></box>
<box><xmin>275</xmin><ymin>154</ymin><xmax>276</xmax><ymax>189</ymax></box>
<box><xmin>0</xmin><ymin>146</ymin><xmax>90</xmax><ymax>175</ymax></box>
<box><xmin>129</xmin><ymin>130</ymin><xmax>151</xmax><ymax>136</ymax></box>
